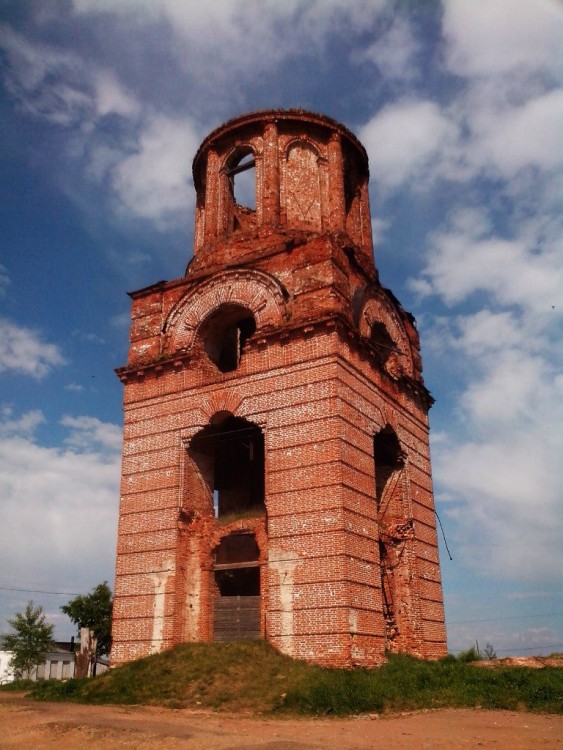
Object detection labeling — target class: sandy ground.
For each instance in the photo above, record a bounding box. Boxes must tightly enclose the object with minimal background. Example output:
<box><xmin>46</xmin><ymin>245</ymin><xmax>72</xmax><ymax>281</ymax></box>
<box><xmin>0</xmin><ymin>694</ymin><xmax>561</xmax><ymax>750</ymax></box>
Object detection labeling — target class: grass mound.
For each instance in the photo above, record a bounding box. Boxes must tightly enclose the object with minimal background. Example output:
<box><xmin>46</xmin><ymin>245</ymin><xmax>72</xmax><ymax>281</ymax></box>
<box><xmin>21</xmin><ymin>643</ymin><xmax>563</xmax><ymax>715</ymax></box>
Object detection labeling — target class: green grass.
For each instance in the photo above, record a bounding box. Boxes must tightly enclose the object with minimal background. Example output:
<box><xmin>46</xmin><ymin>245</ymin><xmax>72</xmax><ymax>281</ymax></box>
<box><xmin>7</xmin><ymin>643</ymin><xmax>562</xmax><ymax>715</ymax></box>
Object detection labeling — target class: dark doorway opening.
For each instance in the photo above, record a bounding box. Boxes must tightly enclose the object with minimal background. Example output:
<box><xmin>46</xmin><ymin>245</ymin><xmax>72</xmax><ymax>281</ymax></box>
<box><xmin>213</xmin><ymin>532</ymin><xmax>261</xmax><ymax>641</ymax></box>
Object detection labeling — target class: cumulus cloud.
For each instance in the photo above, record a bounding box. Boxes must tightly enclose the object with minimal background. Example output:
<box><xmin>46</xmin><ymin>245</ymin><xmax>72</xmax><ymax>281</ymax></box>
<box><xmin>465</xmin><ymin>88</ymin><xmax>563</xmax><ymax>179</ymax></box>
<box><xmin>411</xmin><ymin>209</ymin><xmax>563</xmax><ymax>315</ymax></box>
<box><xmin>110</xmin><ymin>113</ymin><xmax>199</xmax><ymax>227</ymax></box>
<box><xmin>0</xmin><ymin>318</ymin><xmax>66</xmax><ymax>378</ymax></box>
<box><xmin>94</xmin><ymin>70</ymin><xmax>140</xmax><ymax>119</ymax></box>
<box><xmin>60</xmin><ymin>414</ymin><xmax>122</xmax><ymax>453</ymax></box>
<box><xmin>442</xmin><ymin>0</ymin><xmax>562</xmax><ymax>78</ymax></box>
<box><xmin>0</xmin><ymin>25</ymin><xmax>93</xmax><ymax>126</ymax></box>
<box><xmin>435</xmin><ymin>424</ymin><xmax>561</xmax><ymax>582</ymax></box>
<box><xmin>0</xmin><ymin>407</ymin><xmax>45</xmax><ymax>437</ymax></box>
<box><xmin>64</xmin><ymin>382</ymin><xmax>85</xmax><ymax>393</ymax></box>
<box><xmin>0</xmin><ymin>23</ymin><xmax>196</xmax><ymax>230</ymax></box>
<box><xmin>359</xmin><ymin>100</ymin><xmax>459</xmax><ymax>189</ymax></box>
<box><xmin>0</xmin><ymin>410</ymin><xmax>121</xmax><ymax>630</ymax></box>
<box><xmin>417</xmin><ymin>208</ymin><xmax>562</xmax><ymax>584</ymax></box>
<box><xmin>356</xmin><ymin>16</ymin><xmax>419</xmax><ymax>81</ymax></box>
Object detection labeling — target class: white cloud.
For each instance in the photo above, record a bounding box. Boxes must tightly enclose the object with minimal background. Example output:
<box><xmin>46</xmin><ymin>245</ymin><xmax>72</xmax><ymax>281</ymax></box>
<box><xmin>436</xmin><ymin>427</ymin><xmax>561</xmax><ymax>581</ymax></box>
<box><xmin>60</xmin><ymin>414</ymin><xmax>122</xmax><ymax>453</ymax></box>
<box><xmin>412</xmin><ymin>212</ymin><xmax>563</xmax><ymax>314</ymax></box>
<box><xmin>415</xmin><ymin>201</ymin><xmax>562</xmax><ymax>588</ymax></box>
<box><xmin>0</xmin><ymin>318</ymin><xmax>65</xmax><ymax>378</ymax></box>
<box><xmin>0</xmin><ymin>24</ymin><xmax>197</xmax><ymax>230</ymax></box>
<box><xmin>64</xmin><ymin>382</ymin><xmax>85</xmax><ymax>393</ymax></box>
<box><xmin>71</xmin><ymin>0</ymin><xmax>388</xmax><ymax>87</ymax></box>
<box><xmin>443</xmin><ymin>0</ymin><xmax>563</xmax><ymax>78</ymax></box>
<box><xmin>359</xmin><ymin>100</ymin><xmax>458</xmax><ymax>189</ymax></box>
<box><xmin>0</xmin><ymin>26</ymin><xmax>93</xmax><ymax>126</ymax></box>
<box><xmin>461</xmin><ymin>350</ymin><xmax>557</xmax><ymax>431</ymax></box>
<box><xmin>0</xmin><ymin>407</ymin><xmax>45</xmax><ymax>437</ymax></box>
<box><xmin>94</xmin><ymin>70</ymin><xmax>140</xmax><ymax>118</ymax></box>
<box><xmin>110</xmin><ymin>113</ymin><xmax>199</xmax><ymax>227</ymax></box>
<box><xmin>0</xmin><ymin>411</ymin><xmax>121</xmax><ymax>629</ymax></box>
<box><xmin>356</xmin><ymin>16</ymin><xmax>419</xmax><ymax>81</ymax></box>
<box><xmin>467</xmin><ymin>88</ymin><xmax>563</xmax><ymax>178</ymax></box>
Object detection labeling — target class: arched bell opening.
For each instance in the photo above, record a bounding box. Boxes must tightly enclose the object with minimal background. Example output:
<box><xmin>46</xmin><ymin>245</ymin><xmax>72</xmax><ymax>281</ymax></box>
<box><xmin>224</xmin><ymin>147</ymin><xmax>257</xmax><ymax>233</ymax></box>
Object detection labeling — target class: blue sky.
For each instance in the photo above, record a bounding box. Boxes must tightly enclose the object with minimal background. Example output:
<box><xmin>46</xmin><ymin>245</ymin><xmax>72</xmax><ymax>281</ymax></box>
<box><xmin>0</xmin><ymin>0</ymin><xmax>561</xmax><ymax>656</ymax></box>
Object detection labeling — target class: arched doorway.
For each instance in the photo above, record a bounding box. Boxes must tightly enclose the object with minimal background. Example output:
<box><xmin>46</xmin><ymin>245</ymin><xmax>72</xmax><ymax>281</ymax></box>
<box><xmin>212</xmin><ymin>532</ymin><xmax>261</xmax><ymax>641</ymax></box>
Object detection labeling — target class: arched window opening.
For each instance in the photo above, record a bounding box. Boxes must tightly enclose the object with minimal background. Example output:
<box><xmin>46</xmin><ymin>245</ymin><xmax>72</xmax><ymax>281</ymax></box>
<box><xmin>201</xmin><ymin>304</ymin><xmax>256</xmax><ymax>373</ymax></box>
<box><xmin>374</xmin><ymin>425</ymin><xmax>405</xmax><ymax>649</ymax></box>
<box><xmin>370</xmin><ymin>322</ymin><xmax>396</xmax><ymax>367</ymax></box>
<box><xmin>189</xmin><ymin>415</ymin><xmax>265</xmax><ymax>521</ymax></box>
<box><xmin>373</xmin><ymin>426</ymin><xmax>404</xmax><ymax>512</ymax></box>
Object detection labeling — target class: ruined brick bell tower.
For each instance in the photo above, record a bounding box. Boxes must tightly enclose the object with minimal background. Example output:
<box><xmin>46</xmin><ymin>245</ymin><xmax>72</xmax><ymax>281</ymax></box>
<box><xmin>111</xmin><ymin>110</ymin><xmax>447</xmax><ymax>667</ymax></box>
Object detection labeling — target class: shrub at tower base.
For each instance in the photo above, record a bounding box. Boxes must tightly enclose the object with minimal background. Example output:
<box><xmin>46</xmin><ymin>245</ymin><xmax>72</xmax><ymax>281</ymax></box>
<box><xmin>27</xmin><ymin>642</ymin><xmax>563</xmax><ymax>715</ymax></box>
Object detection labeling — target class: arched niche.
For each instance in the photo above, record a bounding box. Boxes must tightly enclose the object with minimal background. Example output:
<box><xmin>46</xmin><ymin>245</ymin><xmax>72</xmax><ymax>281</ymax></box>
<box><xmin>282</xmin><ymin>139</ymin><xmax>322</xmax><ymax>231</ymax></box>
<box><xmin>221</xmin><ymin>145</ymin><xmax>259</xmax><ymax>234</ymax></box>
<box><xmin>358</xmin><ymin>294</ymin><xmax>415</xmax><ymax>379</ymax></box>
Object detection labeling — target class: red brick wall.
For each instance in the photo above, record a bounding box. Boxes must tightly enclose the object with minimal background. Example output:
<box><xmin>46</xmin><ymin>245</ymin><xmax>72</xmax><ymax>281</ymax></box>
<box><xmin>111</xmin><ymin>110</ymin><xmax>447</xmax><ymax>667</ymax></box>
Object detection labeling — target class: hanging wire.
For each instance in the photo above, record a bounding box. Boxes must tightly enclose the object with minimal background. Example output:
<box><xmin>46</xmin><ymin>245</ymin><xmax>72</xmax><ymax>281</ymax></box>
<box><xmin>494</xmin><ymin>643</ymin><xmax>563</xmax><ymax>653</ymax></box>
<box><xmin>435</xmin><ymin>508</ymin><xmax>453</xmax><ymax>560</ymax></box>
<box><xmin>449</xmin><ymin>612</ymin><xmax>562</xmax><ymax>624</ymax></box>
<box><xmin>0</xmin><ymin>585</ymin><xmax>81</xmax><ymax>596</ymax></box>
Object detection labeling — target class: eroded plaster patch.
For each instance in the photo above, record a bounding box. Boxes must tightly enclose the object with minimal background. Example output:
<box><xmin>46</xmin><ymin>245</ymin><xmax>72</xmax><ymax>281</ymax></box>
<box><xmin>149</xmin><ymin>562</ymin><xmax>173</xmax><ymax>654</ymax></box>
<box><xmin>269</xmin><ymin>548</ymin><xmax>301</xmax><ymax>657</ymax></box>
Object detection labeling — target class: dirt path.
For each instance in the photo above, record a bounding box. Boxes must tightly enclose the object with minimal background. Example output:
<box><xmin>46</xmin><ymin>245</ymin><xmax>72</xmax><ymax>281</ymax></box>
<box><xmin>0</xmin><ymin>693</ymin><xmax>561</xmax><ymax>749</ymax></box>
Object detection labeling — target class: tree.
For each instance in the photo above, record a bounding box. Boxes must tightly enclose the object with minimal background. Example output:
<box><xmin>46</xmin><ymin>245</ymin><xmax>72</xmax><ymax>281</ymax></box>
<box><xmin>457</xmin><ymin>645</ymin><xmax>482</xmax><ymax>663</ymax></box>
<box><xmin>0</xmin><ymin>601</ymin><xmax>55</xmax><ymax>678</ymax></box>
<box><xmin>483</xmin><ymin>642</ymin><xmax>497</xmax><ymax>659</ymax></box>
<box><xmin>60</xmin><ymin>581</ymin><xmax>113</xmax><ymax>658</ymax></box>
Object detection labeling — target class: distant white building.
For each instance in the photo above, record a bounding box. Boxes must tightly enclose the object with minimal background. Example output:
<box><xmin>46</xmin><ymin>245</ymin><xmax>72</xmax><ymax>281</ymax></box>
<box><xmin>0</xmin><ymin>643</ymin><xmax>76</xmax><ymax>682</ymax></box>
<box><xmin>0</xmin><ymin>640</ymin><xmax>108</xmax><ymax>682</ymax></box>
<box><xmin>0</xmin><ymin>650</ymin><xmax>15</xmax><ymax>684</ymax></box>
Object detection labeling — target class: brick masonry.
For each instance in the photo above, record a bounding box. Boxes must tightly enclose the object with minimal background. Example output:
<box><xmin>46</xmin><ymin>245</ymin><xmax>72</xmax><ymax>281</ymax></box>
<box><xmin>111</xmin><ymin>109</ymin><xmax>447</xmax><ymax>667</ymax></box>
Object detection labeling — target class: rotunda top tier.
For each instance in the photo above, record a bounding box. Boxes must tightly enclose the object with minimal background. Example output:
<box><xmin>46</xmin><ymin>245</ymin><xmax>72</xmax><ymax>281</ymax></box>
<box><xmin>191</xmin><ymin>109</ymin><xmax>374</xmax><ymax>265</ymax></box>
